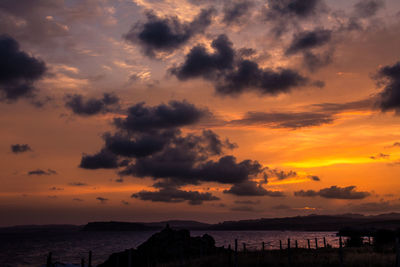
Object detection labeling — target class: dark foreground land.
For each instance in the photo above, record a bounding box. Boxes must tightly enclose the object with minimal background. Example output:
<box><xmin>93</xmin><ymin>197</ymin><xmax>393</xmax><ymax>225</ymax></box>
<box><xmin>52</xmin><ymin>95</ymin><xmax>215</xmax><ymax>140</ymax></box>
<box><xmin>166</xmin><ymin>248</ymin><xmax>396</xmax><ymax>267</ymax></box>
<box><xmin>99</xmin><ymin>247</ymin><xmax>397</xmax><ymax>267</ymax></box>
<box><xmin>94</xmin><ymin>226</ymin><xmax>400</xmax><ymax>267</ymax></box>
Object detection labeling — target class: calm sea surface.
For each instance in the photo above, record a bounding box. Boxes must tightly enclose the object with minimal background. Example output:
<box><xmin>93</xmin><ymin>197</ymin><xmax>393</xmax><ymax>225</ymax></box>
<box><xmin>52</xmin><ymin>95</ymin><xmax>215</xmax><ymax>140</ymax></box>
<box><xmin>0</xmin><ymin>227</ymin><xmax>340</xmax><ymax>267</ymax></box>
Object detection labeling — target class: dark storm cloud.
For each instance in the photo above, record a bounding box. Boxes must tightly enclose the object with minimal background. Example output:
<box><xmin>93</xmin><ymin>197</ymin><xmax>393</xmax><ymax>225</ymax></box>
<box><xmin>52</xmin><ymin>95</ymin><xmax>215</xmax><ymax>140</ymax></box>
<box><xmin>376</xmin><ymin>61</ymin><xmax>400</xmax><ymax>113</ymax></box>
<box><xmin>339</xmin><ymin>0</ymin><xmax>385</xmax><ymax>32</ymax></box>
<box><xmin>123</xmin><ymin>154</ymin><xmax>263</xmax><ymax>185</ymax></box>
<box><xmin>353</xmin><ymin>0</ymin><xmax>385</xmax><ymax>18</ymax></box>
<box><xmin>284</xmin><ymin>28</ymin><xmax>333</xmax><ymax>72</ymax></box>
<box><xmin>370</xmin><ymin>153</ymin><xmax>389</xmax><ymax>160</ymax></box>
<box><xmin>65</xmin><ymin>93</ymin><xmax>119</xmax><ymax>116</ymax></box>
<box><xmin>172</xmin><ymin>34</ymin><xmax>310</xmax><ymax>96</ymax></box>
<box><xmin>49</xmin><ymin>187</ymin><xmax>63</xmax><ymax>191</ymax></box>
<box><xmin>269</xmin><ymin>169</ymin><xmax>297</xmax><ymax>180</ymax></box>
<box><xmin>294</xmin><ymin>189</ymin><xmax>319</xmax><ymax>197</ymax></box>
<box><xmin>170</xmin><ymin>34</ymin><xmax>235</xmax><ymax>80</ymax></box>
<box><xmin>223</xmin><ymin>180</ymin><xmax>284</xmax><ymax>197</ymax></box>
<box><xmin>216</xmin><ymin>60</ymin><xmax>309</xmax><ymax>95</ymax></box>
<box><xmin>308</xmin><ymin>175</ymin><xmax>320</xmax><ymax>181</ymax></box>
<box><xmin>228</xmin><ymin>97</ymin><xmax>375</xmax><ymax>129</ymax></box>
<box><xmin>123</xmin><ymin>8</ymin><xmax>215</xmax><ymax>57</ymax></box>
<box><xmin>230</xmin><ymin>111</ymin><xmax>334</xmax><ymax>129</ymax></box>
<box><xmin>81</xmin><ymin>100</ymin><xmax>281</xmax><ymax>204</ymax></box>
<box><xmin>132</xmin><ymin>187</ymin><xmax>219</xmax><ymax>205</ymax></box>
<box><xmin>27</xmin><ymin>169</ymin><xmax>57</xmax><ymax>176</ymax></box>
<box><xmin>96</xmin><ymin>197</ymin><xmax>108</xmax><ymax>203</ymax></box>
<box><xmin>222</xmin><ymin>0</ymin><xmax>254</xmax><ymax>25</ymax></box>
<box><xmin>104</xmin><ymin>132</ymin><xmax>169</xmax><ymax>158</ymax></box>
<box><xmin>294</xmin><ymin>186</ymin><xmax>370</xmax><ymax>199</ymax></box>
<box><xmin>302</xmin><ymin>51</ymin><xmax>333</xmax><ymax>72</ymax></box>
<box><xmin>265</xmin><ymin>0</ymin><xmax>321</xmax><ymax>18</ymax></box>
<box><xmin>80</xmin><ymin>101</ymin><xmax>236</xmax><ymax>178</ymax></box>
<box><xmin>286</xmin><ymin>29</ymin><xmax>332</xmax><ymax>55</ymax></box>
<box><xmin>68</xmin><ymin>182</ymin><xmax>88</xmax><ymax>186</ymax></box>
<box><xmin>114</xmin><ymin>100</ymin><xmax>208</xmax><ymax>132</ymax></box>
<box><xmin>79</xmin><ymin>149</ymin><xmax>119</xmax><ymax>169</ymax></box>
<box><xmin>312</xmin><ymin>98</ymin><xmax>375</xmax><ymax>113</ymax></box>
<box><xmin>10</xmin><ymin>144</ymin><xmax>32</xmax><ymax>153</ymax></box>
<box><xmin>0</xmin><ymin>35</ymin><xmax>46</xmax><ymax>101</ymax></box>
<box><xmin>262</xmin><ymin>0</ymin><xmax>325</xmax><ymax>36</ymax></box>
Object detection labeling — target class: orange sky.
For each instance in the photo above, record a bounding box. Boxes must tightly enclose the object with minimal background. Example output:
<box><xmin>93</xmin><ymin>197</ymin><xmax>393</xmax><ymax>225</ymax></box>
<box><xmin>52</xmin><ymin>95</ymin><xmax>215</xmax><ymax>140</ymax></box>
<box><xmin>1</xmin><ymin>0</ymin><xmax>400</xmax><ymax>226</ymax></box>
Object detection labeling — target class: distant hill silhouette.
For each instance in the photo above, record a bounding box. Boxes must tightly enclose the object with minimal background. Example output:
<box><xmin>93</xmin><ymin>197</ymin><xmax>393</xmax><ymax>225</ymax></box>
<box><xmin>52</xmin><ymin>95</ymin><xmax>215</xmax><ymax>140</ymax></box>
<box><xmin>143</xmin><ymin>220</ymin><xmax>211</xmax><ymax>230</ymax></box>
<box><xmin>208</xmin><ymin>213</ymin><xmax>400</xmax><ymax>231</ymax></box>
<box><xmin>80</xmin><ymin>213</ymin><xmax>400</xmax><ymax>232</ymax></box>
<box><xmin>82</xmin><ymin>220</ymin><xmax>210</xmax><ymax>231</ymax></box>
<box><xmin>82</xmin><ymin>221</ymin><xmax>157</xmax><ymax>231</ymax></box>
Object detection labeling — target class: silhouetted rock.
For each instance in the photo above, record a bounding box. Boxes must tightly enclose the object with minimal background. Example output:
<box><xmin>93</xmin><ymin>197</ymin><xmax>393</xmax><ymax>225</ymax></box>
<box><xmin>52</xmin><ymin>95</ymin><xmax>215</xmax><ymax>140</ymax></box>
<box><xmin>98</xmin><ymin>226</ymin><xmax>225</xmax><ymax>267</ymax></box>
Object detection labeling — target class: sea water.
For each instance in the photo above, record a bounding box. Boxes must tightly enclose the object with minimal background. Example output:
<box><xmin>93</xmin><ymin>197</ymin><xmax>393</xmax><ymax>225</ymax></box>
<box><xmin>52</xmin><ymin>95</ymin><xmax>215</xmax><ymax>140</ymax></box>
<box><xmin>0</xmin><ymin>227</ymin><xmax>339</xmax><ymax>267</ymax></box>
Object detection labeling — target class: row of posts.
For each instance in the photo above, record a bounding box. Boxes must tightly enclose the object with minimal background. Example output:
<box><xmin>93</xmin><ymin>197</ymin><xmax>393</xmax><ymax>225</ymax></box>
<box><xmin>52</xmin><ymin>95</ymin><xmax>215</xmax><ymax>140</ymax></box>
<box><xmin>45</xmin><ymin>237</ymin><xmax>400</xmax><ymax>267</ymax></box>
<box><xmin>232</xmin><ymin>236</ymin><xmax>334</xmax><ymax>251</ymax></box>
<box><xmin>227</xmin><ymin>236</ymin><xmax>344</xmax><ymax>267</ymax></box>
<box><xmin>46</xmin><ymin>238</ymin><xmax>340</xmax><ymax>267</ymax></box>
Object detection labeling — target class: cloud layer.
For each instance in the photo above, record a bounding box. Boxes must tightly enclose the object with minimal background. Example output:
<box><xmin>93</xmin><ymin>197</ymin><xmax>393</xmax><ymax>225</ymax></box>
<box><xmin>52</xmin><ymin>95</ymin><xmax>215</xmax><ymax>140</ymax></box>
<box><xmin>294</xmin><ymin>186</ymin><xmax>370</xmax><ymax>199</ymax></box>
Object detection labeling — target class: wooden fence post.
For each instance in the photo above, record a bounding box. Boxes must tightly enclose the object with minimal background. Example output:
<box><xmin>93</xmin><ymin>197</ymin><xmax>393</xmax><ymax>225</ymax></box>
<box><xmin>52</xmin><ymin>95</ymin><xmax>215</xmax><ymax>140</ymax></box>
<box><xmin>228</xmin><ymin>244</ymin><xmax>232</xmax><ymax>267</ymax></box>
<box><xmin>339</xmin><ymin>236</ymin><xmax>344</xmax><ymax>267</ymax></box>
<box><xmin>315</xmin><ymin>238</ymin><xmax>318</xmax><ymax>249</ymax></box>
<box><xmin>115</xmin><ymin>253</ymin><xmax>120</xmax><ymax>267</ymax></box>
<box><xmin>262</xmin><ymin>241</ymin><xmax>265</xmax><ymax>252</ymax></box>
<box><xmin>88</xmin><ymin>251</ymin><xmax>92</xmax><ymax>267</ymax></box>
<box><xmin>323</xmin><ymin>237</ymin><xmax>326</xmax><ymax>248</ymax></box>
<box><xmin>128</xmin><ymin>249</ymin><xmax>132</xmax><ymax>267</ymax></box>
<box><xmin>81</xmin><ymin>258</ymin><xmax>85</xmax><ymax>267</ymax></box>
<box><xmin>307</xmin><ymin>239</ymin><xmax>311</xmax><ymax>250</ymax></box>
<box><xmin>243</xmin><ymin>243</ymin><xmax>246</xmax><ymax>253</ymax></box>
<box><xmin>295</xmin><ymin>240</ymin><xmax>298</xmax><ymax>249</ymax></box>
<box><xmin>280</xmin><ymin>240</ymin><xmax>282</xmax><ymax>251</ymax></box>
<box><xmin>234</xmin><ymin>239</ymin><xmax>238</xmax><ymax>267</ymax></box>
<box><xmin>288</xmin><ymin>238</ymin><xmax>292</xmax><ymax>266</ymax></box>
<box><xmin>46</xmin><ymin>252</ymin><xmax>52</xmax><ymax>267</ymax></box>
<box><xmin>396</xmin><ymin>237</ymin><xmax>400</xmax><ymax>267</ymax></box>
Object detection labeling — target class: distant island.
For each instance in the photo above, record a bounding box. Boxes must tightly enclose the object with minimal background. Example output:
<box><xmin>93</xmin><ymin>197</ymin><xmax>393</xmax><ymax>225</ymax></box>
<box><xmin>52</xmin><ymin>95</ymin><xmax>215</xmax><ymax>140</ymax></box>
<box><xmin>81</xmin><ymin>213</ymin><xmax>400</xmax><ymax>232</ymax></box>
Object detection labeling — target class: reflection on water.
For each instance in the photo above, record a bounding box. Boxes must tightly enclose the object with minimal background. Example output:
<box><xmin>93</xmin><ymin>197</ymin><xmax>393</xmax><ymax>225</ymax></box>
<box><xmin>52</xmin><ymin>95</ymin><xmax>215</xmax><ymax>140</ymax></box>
<box><xmin>0</xmin><ymin>228</ymin><xmax>341</xmax><ymax>267</ymax></box>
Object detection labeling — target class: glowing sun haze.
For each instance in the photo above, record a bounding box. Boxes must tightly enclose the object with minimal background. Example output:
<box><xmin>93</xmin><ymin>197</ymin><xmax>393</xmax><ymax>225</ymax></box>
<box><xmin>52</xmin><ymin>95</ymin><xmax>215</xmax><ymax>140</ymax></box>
<box><xmin>1</xmin><ymin>0</ymin><xmax>400</xmax><ymax>226</ymax></box>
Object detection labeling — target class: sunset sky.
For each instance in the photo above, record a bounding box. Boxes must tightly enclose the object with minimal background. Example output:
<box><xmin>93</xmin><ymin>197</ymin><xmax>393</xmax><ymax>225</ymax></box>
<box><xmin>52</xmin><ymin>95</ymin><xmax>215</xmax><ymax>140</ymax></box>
<box><xmin>1</xmin><ymin>0</ymin><xmax>400</xmax><ymax>226</ymax></box>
